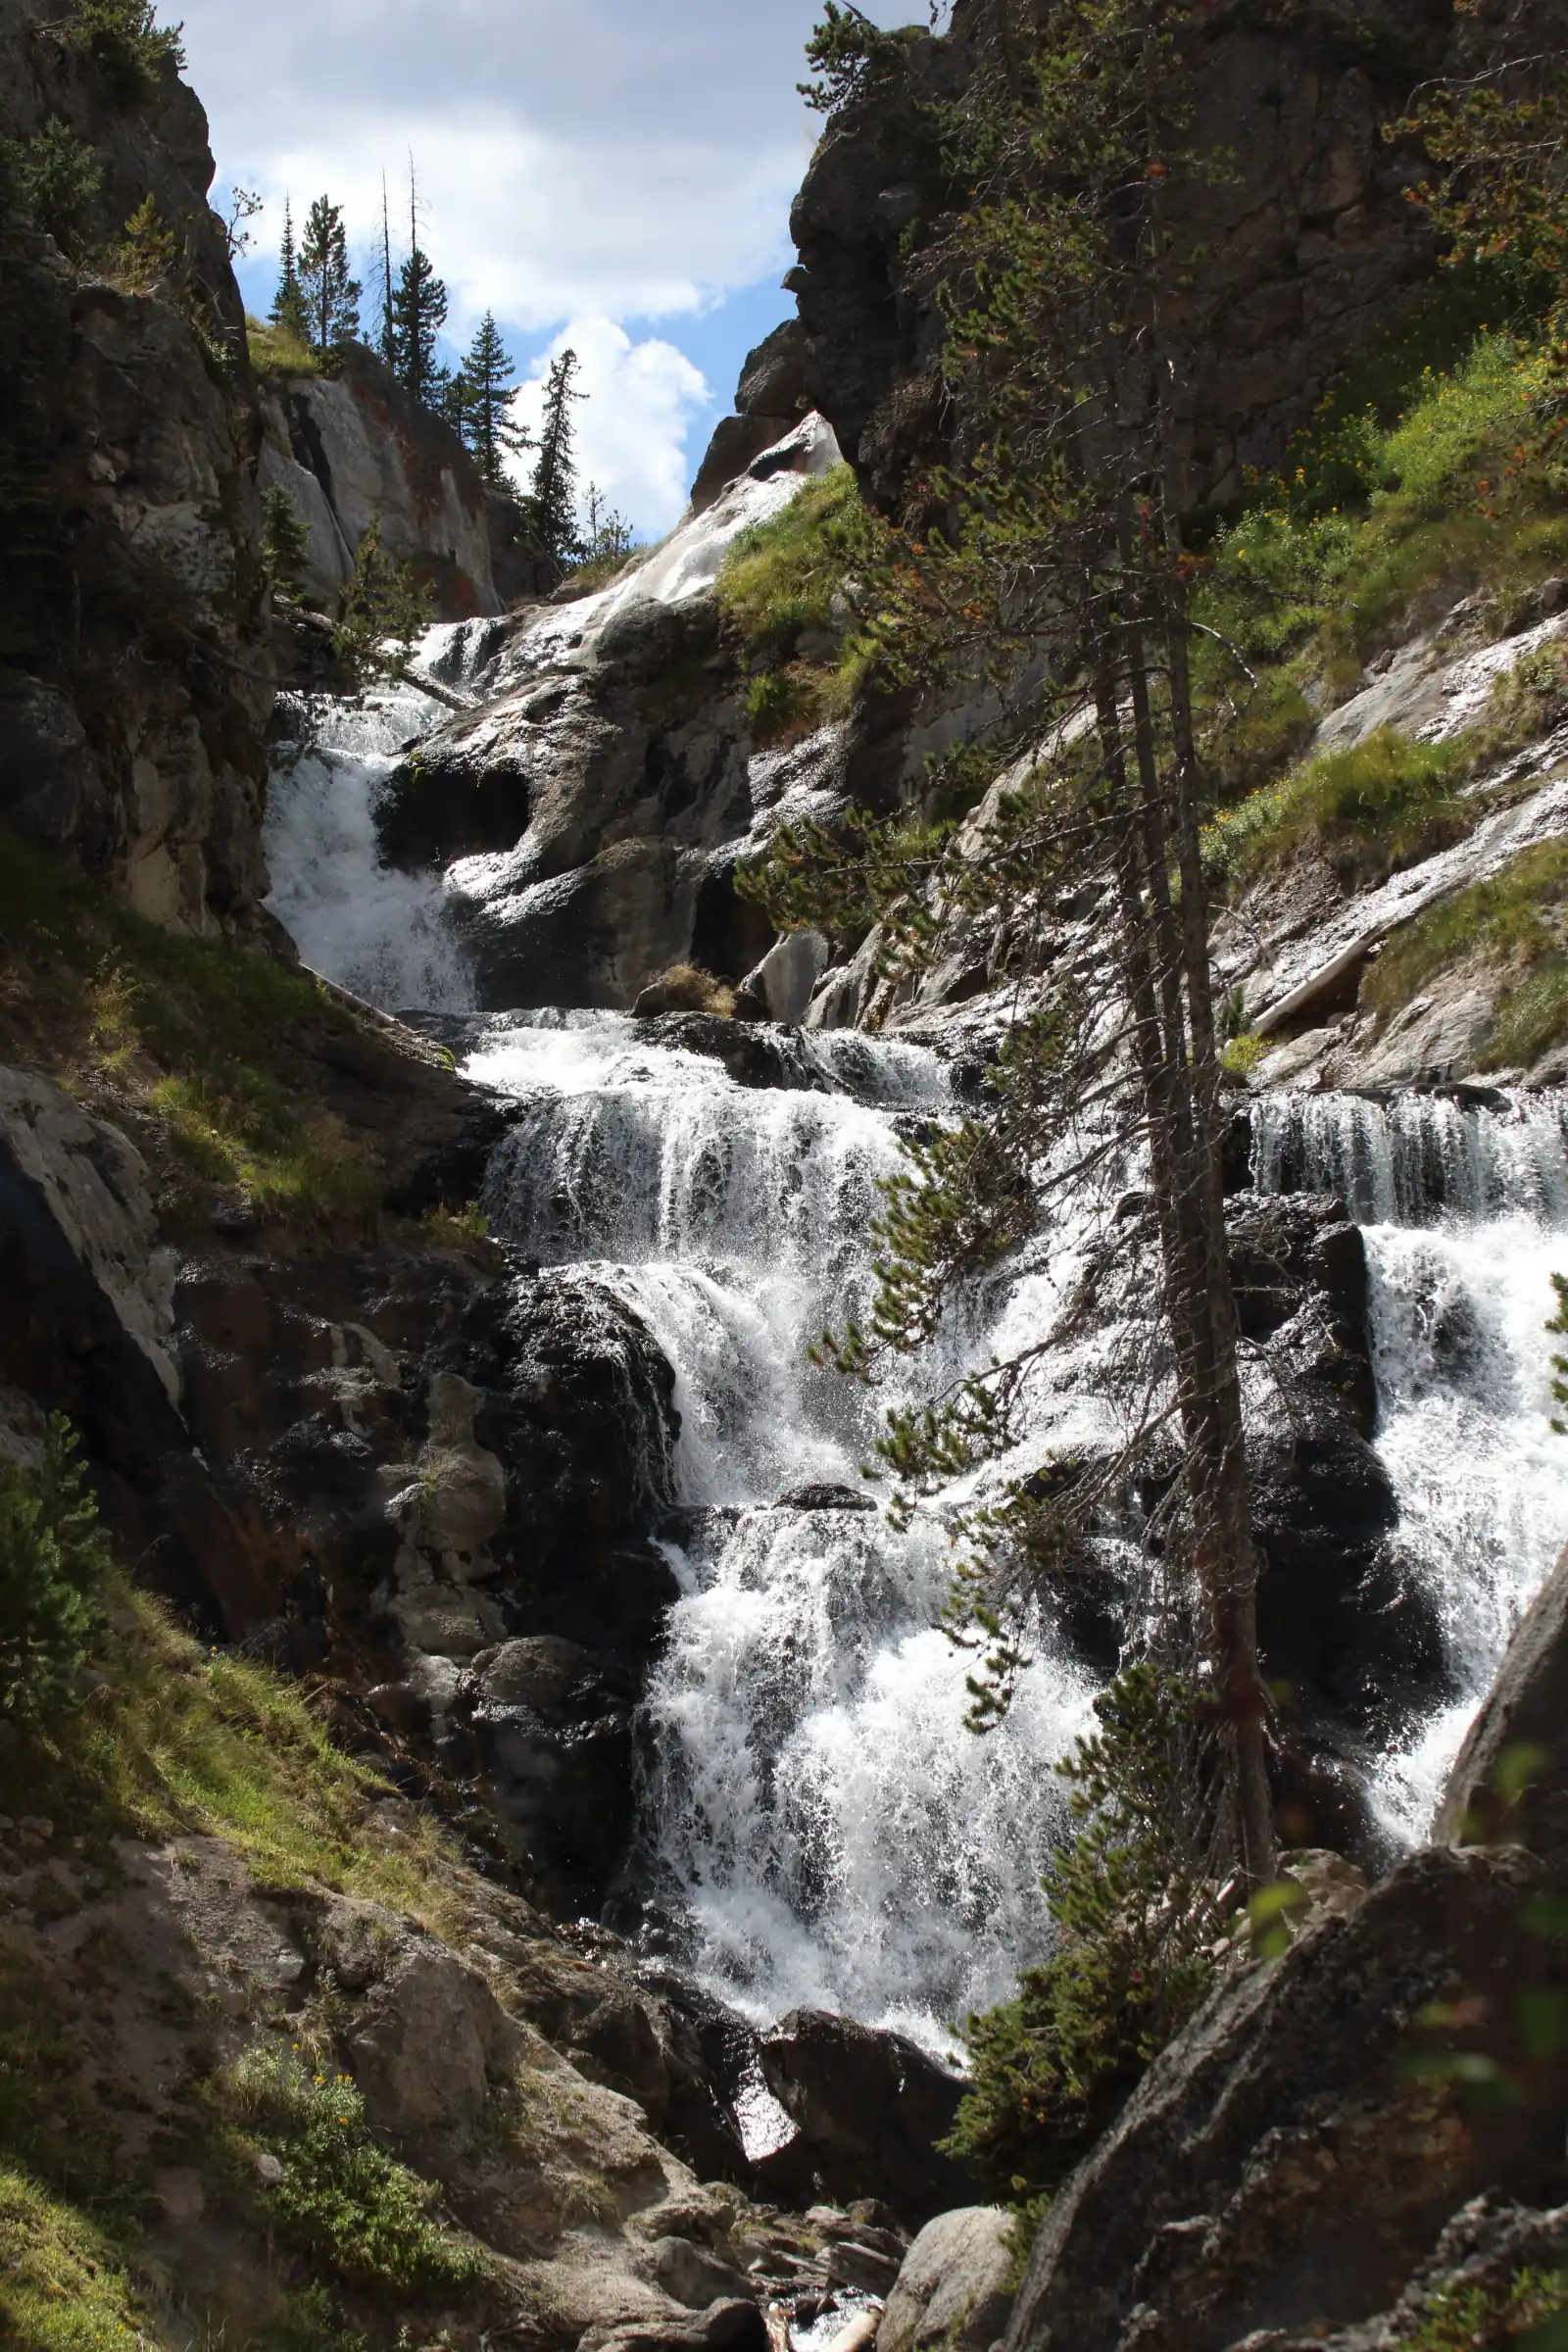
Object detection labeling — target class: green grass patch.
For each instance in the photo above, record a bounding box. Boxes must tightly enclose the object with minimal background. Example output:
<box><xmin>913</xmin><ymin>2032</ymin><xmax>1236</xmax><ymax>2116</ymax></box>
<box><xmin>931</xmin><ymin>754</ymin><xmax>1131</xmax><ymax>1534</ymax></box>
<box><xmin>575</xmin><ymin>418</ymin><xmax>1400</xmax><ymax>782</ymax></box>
<box><xmin>3</xmin><ymin>1573</ymin><xmax>453</xmax><ymax>1918</ymax></box>
<box><xmin>217</xmin><ymin>2049</ymin><xmax>484</xmax><ymax>2299</ymax></box>
<box><xmin>0</xmin><ymin>826</ymin><xmax>379</xmax><ymax>1221</ymax></box>
<box><xmin>1366</xmin><ymin>838</ymin><xmax>1568</xmax><ymax>1070</ymax></box>
<box><xmin>0</xmin><ymin>2166</ymin><xmax>160</xmax><ymax>2352</ymax></box>
<box><xmin>1202</xmin><ymin>727</ymin><xmax>1471</xmax><ymax>889</ymax></box>
<box><xmin>717</xmin><ymin>465</ymin><xmax>889</xmax><ymax>746</ymax></box>
<box><xmin>246</xmin><ymin>317</ymin><xmax>324</xmax><ymax>382</ymax></box>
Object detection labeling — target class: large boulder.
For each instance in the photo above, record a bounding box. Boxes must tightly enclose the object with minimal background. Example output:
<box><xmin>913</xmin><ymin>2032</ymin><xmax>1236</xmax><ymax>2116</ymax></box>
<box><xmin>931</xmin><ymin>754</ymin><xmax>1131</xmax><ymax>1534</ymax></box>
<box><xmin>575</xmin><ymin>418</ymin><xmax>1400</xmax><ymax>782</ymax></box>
<box><xmin>1003</xmin><ymin>1845</ymin><xmax>1568</xmax><ymax>2352</ymax></box>
<box><xmin>879</xmin><ymin>2207</ymin><xmax>1017</xmax><ymax>2352</ymax></box>
<box><xmin>1437</xmin><ymin>1541</ymin><xmax>1568</xmax><ymax>1862</ymax></box>
<box><xmin>342</xmin><ymin>1932</ymin><xmax>520</xmax><ymax>2135</ymax></box>
<box><xmin>756</xmin><ymin>2009</ymin><xmax>976</xmax><ymax>2228</ymax></box>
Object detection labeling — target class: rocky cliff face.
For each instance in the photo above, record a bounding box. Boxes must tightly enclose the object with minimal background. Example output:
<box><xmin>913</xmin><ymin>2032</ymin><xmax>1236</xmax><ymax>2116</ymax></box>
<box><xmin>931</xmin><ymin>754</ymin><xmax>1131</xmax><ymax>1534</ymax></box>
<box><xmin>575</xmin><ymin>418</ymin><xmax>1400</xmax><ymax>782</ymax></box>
<box><xmin>0</xmin><ymin>0</ymin><xmax>272</xmax><ymax>937</ymax></box>
<box><xmin>260</xmin><ymin>344</ymin><xmax>554</xmax><ymax>620</ymax></box>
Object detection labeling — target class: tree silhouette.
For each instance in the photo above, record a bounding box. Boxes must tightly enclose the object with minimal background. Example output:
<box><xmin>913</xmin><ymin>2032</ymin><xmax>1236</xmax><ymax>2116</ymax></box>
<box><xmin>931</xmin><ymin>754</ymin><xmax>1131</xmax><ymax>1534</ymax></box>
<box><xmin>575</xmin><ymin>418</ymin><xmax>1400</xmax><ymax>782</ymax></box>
<box><xmin>270</xmin><ymin>197</ymin><xmax>310</xmax><ymax>345</ymax></box>
<box><xmin>457</xmin><ymin>313</ymin><xmax>531</xmax><ymax>489</ymax></box>
<box><xmin>297</xmin><ymin>196</ymin><xmax>360</xmax><ymax>356</ymax></box>
<box><xmin>528</xmin><ymin>349</ymin><xmax>586</xmax><ymax>561</ymax></box>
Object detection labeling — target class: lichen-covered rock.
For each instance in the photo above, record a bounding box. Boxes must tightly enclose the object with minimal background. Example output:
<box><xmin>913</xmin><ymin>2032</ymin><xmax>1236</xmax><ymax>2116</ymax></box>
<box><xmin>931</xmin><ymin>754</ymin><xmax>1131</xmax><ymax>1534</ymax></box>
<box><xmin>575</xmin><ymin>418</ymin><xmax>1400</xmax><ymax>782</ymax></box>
<box><xmin>879</xmin><ymin>2207</ymin><xmax>1017</xmax><ymax>2352</ymax></box>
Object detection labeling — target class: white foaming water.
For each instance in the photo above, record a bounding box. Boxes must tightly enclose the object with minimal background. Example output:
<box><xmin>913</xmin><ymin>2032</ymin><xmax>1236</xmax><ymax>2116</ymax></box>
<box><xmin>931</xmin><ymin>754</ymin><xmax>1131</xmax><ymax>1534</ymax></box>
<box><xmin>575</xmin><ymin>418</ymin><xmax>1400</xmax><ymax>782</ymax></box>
<box><xmin>471</xmin><ymin>1009</ymin><xmax>1090</xmax><ymax>2044</ymax></box>
<box><xmin>263</xmin><ymin>625</ymin><xmax>493</xmax><ymax>1013</ymax></box>
<box><xmin>1253</xmin><ymin>1090</ymin><xmax>1568</xmax><ymax>1843</ymax></box>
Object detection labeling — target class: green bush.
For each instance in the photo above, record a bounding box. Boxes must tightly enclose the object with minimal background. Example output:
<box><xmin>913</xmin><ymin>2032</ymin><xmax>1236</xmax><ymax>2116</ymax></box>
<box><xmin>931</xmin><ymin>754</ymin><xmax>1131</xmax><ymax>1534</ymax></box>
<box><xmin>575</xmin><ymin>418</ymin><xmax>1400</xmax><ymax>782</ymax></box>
<box><xmin>1202</xmin><ymin>727</ymin><xmax>1470</xmax><ymax>890</ymax></box>
<box><xmin>944</xmin><ymin>1666</ymin><xmax>1222</xmax><ymax>2205</ymax></box>
<box><xmin>221</xmin><ymin>2049</ymin><xmax>483</xmax><ymax>2298</ymax></box>
<box><xmin>1394</xmin><ymin>2267</ymin><xmax>1568</xmax><ymax>2351</ymax></box>
<box><xmin>0</xmin><ymin>1420</ymin><xmax>110</xmax><ymax>1727</ymax></box>
<box><xmin>246</xmin><ymin>316</ymin><xmax>325</xmax><ymax>383</ymax></box>
<box><xmin>0</xmin><ymin>122</ymin><xmax>103</xmax><ymax>255</ymax></box>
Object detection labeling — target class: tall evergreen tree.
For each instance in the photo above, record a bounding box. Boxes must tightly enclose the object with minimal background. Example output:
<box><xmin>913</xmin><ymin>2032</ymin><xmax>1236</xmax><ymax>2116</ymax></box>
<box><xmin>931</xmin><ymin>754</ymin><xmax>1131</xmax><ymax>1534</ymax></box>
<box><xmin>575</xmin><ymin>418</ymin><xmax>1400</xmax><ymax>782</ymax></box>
<box><xmin>270</xmin><ymin>197</ymin><xmax>310</xmax><ymax>345</ymax></box>
<box><xmin>528</xmin><ymin>349</ymin><xmax>585</xmax><ymax>560</ymax></box>
<box><xmin>297</xmin><ymin>195</ymin><xmax>360</xmax><ymax>356</ymax></box>
<box><xmin>391</xmin><ymin>169</ymin><xmax>448</xmax><ymax>409</ymax></box>
<box><xmin>457</xmin><ymin>312</ymin><xmax>531</xmax><ymax>489</ymax></box>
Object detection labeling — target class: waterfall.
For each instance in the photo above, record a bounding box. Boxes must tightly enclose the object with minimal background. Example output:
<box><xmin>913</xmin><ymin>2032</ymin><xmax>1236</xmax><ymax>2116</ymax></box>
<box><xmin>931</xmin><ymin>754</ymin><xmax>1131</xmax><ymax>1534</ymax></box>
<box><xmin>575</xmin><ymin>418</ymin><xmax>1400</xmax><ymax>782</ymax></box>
<box><xmin>1252</xmin><ymin>1090</ymin><xmax>1568</xmax><ymax>1843</ymax></box>
<box><xmin>468</xmin><ymin>1013</ymin><xmax>1093</xmax><ymax>2048</ymax></box>
<box><xmin>262</xmin><ymin>623</ymin><xmax>498</xmax><ymax>1013</ymax></box>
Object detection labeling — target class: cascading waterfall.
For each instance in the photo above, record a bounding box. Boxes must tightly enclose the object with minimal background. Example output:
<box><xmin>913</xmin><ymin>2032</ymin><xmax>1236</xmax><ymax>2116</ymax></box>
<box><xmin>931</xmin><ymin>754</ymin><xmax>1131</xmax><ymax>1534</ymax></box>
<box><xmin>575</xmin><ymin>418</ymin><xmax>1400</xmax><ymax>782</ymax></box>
<box><xmin>469</xmin><ymin>1013</ymin><xmax>1093</xmax><ymax>2046</ymax></box>
<box><xmin>1253</xmin><ymin>1090</ymin><xmax>1568</xmax><ymax>1843</ymax></box>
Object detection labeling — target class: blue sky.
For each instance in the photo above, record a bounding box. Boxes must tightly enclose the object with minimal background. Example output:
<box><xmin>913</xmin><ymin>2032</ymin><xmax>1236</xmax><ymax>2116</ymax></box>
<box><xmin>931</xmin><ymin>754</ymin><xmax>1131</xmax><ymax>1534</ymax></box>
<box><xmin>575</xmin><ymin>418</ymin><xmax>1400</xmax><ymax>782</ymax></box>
<box><xmin>180</xmin><ymin>0</ymin><xmax>929</xmax><ymax>535</ymax></box>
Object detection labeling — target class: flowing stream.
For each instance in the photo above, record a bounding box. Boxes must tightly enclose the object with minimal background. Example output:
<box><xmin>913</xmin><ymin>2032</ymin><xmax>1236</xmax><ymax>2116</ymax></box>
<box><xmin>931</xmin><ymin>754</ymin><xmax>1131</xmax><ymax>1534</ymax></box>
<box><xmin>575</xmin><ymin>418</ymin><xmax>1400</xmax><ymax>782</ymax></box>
<box><xmin>264</xmin><ymin>613</ymin><xmax>1568</xmax><ymax>2048</ymax></box>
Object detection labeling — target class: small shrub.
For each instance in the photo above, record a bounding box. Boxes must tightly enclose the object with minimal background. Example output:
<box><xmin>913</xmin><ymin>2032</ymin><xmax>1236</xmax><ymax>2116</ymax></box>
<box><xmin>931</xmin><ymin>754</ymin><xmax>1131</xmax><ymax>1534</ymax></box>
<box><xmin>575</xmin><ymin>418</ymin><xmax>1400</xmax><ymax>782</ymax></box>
<box><xmin>1202</xmin><ymin>728</ymin><xmax>1470</xmax><ymax>889</ymax></box>
<box><xmin>0</xmin><ymin>1419</ymin><xmax>110</xmax><ymax>1726</ymax></box>
<box><xmin>717</xmin><ymin>464</ymin><xmax>887</xmax><ymax>742</ymax></box>
<box><xmin>110</xmin><ymin>194</ymin><xmax>177</xmax><ymax>291</ymax></box>
<box><xmin>221</xmin><ymin>2049</ymin><xmax>483</xmax><ymax>2298</ymax></box>
<box><xmin>1219</xmin><ymin>1032</ymin><xmax>1269</xmax><ymax>1081</ymax></box>
<box><xmin>943</xmin><ymin>1666</ymin><xmax>1223</xmax><ymax>2204</ymax></box>
<box><xmin>638</xmin><ymin>962</ymin><xmax>735</xmax><ymax>1015</ymax></box>
<box><xmin>1394</xmin><ymin>2266</ymin><xmax>1568</xmax><ymax>2351</ymax></box>
<box><xmin>0</xmin><ymin>2165</ymin><xmax>149</xmax><ymax>2351</ymax></box>
<box><xmin>333</xmin><ymin>520</ymin><xmax>433</xmax><ymax>695</ymax></box>
<box><xmin>1</xmin><ymin>121</ymin><xmax>103</xmax><ymax>255</ymax></box>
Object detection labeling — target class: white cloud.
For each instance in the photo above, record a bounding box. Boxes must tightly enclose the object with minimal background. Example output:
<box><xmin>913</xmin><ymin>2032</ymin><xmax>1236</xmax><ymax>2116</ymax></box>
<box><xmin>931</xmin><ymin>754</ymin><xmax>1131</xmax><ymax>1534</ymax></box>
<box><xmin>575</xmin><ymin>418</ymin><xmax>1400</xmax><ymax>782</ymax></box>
<box><xmin>511</xmin><ymin>318</ymin><xmax>710</xmax><ymax>537</ymax></box>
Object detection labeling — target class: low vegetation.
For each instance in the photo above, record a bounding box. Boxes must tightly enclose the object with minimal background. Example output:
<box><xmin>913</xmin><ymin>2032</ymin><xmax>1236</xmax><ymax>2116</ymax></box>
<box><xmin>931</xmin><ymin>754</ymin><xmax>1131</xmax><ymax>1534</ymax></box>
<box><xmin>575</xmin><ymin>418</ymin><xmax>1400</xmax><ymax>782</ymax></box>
<box><xmin>1394</xmin><ymin>2267</ymin><xmax>1568</xmax><ymax>2351</ymax></box>
<box><xmin>716</xmin><ymin>465</ymin><xmax>889</xmax><ymax>746</ymax></box>
<box><xmin>639</xmin><ymin>961</ymin><xmax>736</xmax><ymax>1015</ymax></box>
<box><xmin>1365</xmin><ymin>839</ymin><xmax>1568</xmax><ymax>1070</ymax></box>
<box><xmin>217</xmin><ymin>2049</ymin><xmax>484</xmax><ymax>2298</ymax></box>
<box><xmin>246</xmin><ymin>315</ymin><xmax>326</xmax><ymax>383</ymax></box>
<box><xmin>0</xmin><ymin>825</ymin><xmax>381</xmax><ymax>1224</ymax></box>
<box><xmin>1201</xmin><ymin>728</ymin><xmax>1471</xmax><ymax>890</ymax></box>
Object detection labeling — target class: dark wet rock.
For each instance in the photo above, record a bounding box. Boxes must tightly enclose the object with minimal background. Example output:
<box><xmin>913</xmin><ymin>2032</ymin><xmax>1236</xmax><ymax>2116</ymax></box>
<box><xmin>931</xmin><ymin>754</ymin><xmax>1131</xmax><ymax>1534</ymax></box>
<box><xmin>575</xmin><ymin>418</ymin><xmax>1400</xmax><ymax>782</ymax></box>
<box><xmin>581</xmin><ymin>2302</ymin><xmax>769</xmax><ymax>2352</ymax></box>
<box><xmin>1438</xmin><ymin>1540</ymin><xmax>1568</xmax><ymax>1861</ymax></box>
<box><xmin>774</xmin><ymin>1485</ymin><xmax>878</xmax><ymax>1513</ymax></box>
<box><xmin>755</xmin><ymin>2008</ymin><xmax>977</xmax><ymax>2228</ymax></box>
<box><xmin>1004</xmin><ymin>1845</ymin><xmax>1568</xmax><ymax>2352</ymax></box>
<box><xmin>1250</xmin><ymin>2195</ymin><xmax>1568</xmax><ymax>2352</ymax></box>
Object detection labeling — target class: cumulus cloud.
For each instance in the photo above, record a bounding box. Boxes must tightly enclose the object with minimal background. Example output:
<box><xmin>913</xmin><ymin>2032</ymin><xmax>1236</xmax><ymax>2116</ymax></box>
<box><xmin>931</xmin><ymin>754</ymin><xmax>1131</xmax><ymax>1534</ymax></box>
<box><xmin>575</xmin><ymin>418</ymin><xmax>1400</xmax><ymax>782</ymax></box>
<box><xmin>512</xmin><ymin>318</ymin><xmax>710</xmax><ymax>536</ymax></box>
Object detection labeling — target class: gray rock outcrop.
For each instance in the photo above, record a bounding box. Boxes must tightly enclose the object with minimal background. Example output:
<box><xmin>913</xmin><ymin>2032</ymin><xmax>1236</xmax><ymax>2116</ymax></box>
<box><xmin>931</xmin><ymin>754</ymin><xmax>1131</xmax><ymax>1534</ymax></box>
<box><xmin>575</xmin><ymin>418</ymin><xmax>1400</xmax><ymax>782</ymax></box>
<box><xmin>1437</xmin><ymin>1541</ymin><xmax>1568</xmax><ymax>1862</ymax></box>
<box><xmin>1004</xmin><ymin>1844</ymin><xmax>1568</xmax><ymax>2352</ymax></box>
<box><xmin>259</xmin><ymin>344</ymin><xmax>525</xmax><ymax>619</ymax></box>
<box><xmin>0</xmin><ymin>0</ymin><xmax>272</xmax><ymax>937</ymax></box>
<box><xmin>879</xmin><ymin>2207</ymin><xmax>1017</xmax><ymax>2352</ymax></box>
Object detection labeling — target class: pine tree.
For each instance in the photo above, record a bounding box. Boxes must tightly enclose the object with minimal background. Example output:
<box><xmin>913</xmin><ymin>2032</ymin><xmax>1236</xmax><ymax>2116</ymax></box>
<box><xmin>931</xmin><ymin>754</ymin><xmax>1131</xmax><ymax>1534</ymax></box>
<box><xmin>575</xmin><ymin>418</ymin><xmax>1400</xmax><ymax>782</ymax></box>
<box><xmin>261</xmin><ymin>482</ymin><xmax>311</xmax><ymax>602</ymax></box>
<box><xmin>270</xmin><ymin>197</ymin><xmax>310</xmax><ymax>346</ymax></box>
<box><xmin>390</xmin><ymin>169</ymin><xmax>448</xmax><ymax>410</ymax></box>
<box><xmin>529</xmin><ymin>349</ymin><xmax>586</xmax><ymax>561</ymax></box>
<box><xmin>457</xmin><ymin>312</ymin><xmax>531</xmax><ymax>489</ymax></box>
<box><xmin>297</xmin><ymin>195</ymin><xmax>360</xmax><ymax>358</ymax></box>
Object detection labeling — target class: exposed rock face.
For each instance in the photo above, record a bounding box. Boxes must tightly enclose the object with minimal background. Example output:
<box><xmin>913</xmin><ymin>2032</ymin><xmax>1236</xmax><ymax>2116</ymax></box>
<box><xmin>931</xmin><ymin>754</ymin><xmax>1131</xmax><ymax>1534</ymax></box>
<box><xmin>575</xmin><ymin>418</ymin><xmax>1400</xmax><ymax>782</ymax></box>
<box><xmin>689</xmin><ymin>318</ymin><xmax>815</xmax><ymax>514</ymax></box>
<box><xmin>0</xmin><ymin>0</ymin><xmax>272</xmax><ymax>937</ymax></box>
<box><xmin>374</xmin><ymin>416</ymin><xmax>843</xmax><ymax>1010</ymax></box>
<box><xmin>1004</xmin><ymin>1844</ymin><xmax>1568</xmax><ymax>2352</ymax></box>
<box><xmin>1437</xmin><ymin>1542</ymin><xmax>1568</xmax><ymax>1861</ymax></box>
<box><xmin>785</xmin><ymin>0</ymin><xmax>1565</xmax><ymax>520</ymax></box>
<box><xmin>259</xmin><ymin>345</ymin><xmax>538</xmax><ymax>620</ymax></box>
<box><xmin>879</xmin><ymin>2207</ymin><xmax>1018</xmax><ymax>2352</ymax></box>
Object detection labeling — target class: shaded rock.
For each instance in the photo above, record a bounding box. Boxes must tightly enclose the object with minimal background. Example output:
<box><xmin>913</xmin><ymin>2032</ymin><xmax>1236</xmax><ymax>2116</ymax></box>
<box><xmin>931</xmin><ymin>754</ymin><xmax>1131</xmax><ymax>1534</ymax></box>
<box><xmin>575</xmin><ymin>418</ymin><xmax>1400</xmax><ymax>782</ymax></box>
<box><xmin>648</xmin><ymin>2235</ymin><xmax>758</xmax><ymax>2310</ymax></box>
<box><xmin>345</xmin><ymin>1936</ymin><xmax>519</xmax><ymax>2134</ymax></box>
<box><xmin>880</xmin><ymin>2207</ymin><xmax>1017</xmax><ymax>2352</ymax></box>
<box><xmin>735</xmin><ymin>931</ymin><xmax>830</xmax><ymax>1026</ymax></box>
<box><xmin>582</xmin><ymin>2302</ymin><xmax>769</xmax><ymax>2352</ymax></box>
<box><xmin>1004</xmin><ymin>1845</ymin><xmax>1568</xmax><ymax>2352</ymax></box>
<box><xmin>775</xmin><ymin>1485</ymin><xmax>878</xmax><ymax>1514</ymax></box>
<box><xmin>757</xmin><ymin>2009</ymin><xmax>975</xmax><ymax>2228</ymax></box>
<box><xmin>1437</xmin><ymin>1540</ymin><xmax>1568</xmax><ymax>1861</ymax></box>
